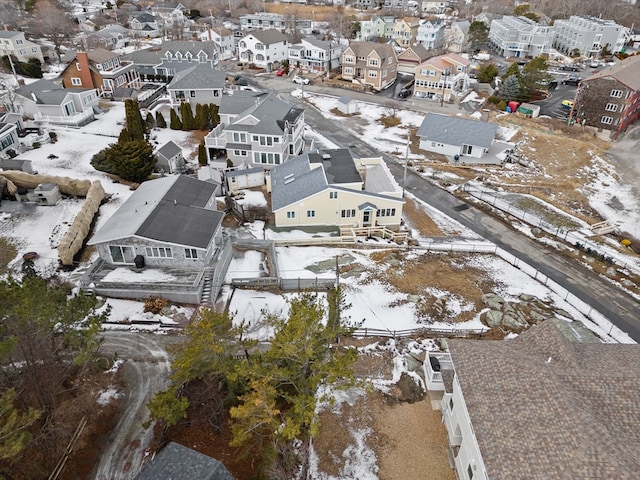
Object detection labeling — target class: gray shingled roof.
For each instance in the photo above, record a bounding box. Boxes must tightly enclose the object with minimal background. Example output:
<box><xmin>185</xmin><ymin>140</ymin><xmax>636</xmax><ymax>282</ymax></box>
<box><xmin>88</xmin><ymin>176</ymin><xmax>223</xmax><ymax>248</ymax></box>
<box><xmin>133</xmin><ymin>12</ymin><xmax>156</xmax><ymax>23</ymax></box>
<box><xmin>88</xmin><ymin>48</ymin><xmax>119</xmax><ymax>64</ymax></box>
<box><xmin>270</xmin><ymin>153</ymin><xmax>328</xmax><ymax>211</ymax></box>
<box><xmin>123</xmin><ymin>41</ymin><xmax>217</xmax><ymax>66</ymax></box>
<box><xmin>135</xmin><ymin>442</ymin><xmax>235</xmax><ymax>480</ymax></box>
<box><xmin>448</xmin><ymin>319</ymin><xmax>640</xmax><ymax>480</ymax></box>
<box><xmin>345</xmin><ymin>41</ymin><xmax>395</xmax><ymax>61</ymax></box>
<box><xmin>308</xmin><ymin>148</ymin><xmax>361</xmax><ymax>184</ymax></box>
<box><xmin>166</xmin><ymin>63</ymin><xmax>226</xmax><ymax>90</ymax></box>
<box><xmin>219</xmin><ymin>91</ymin><xmax>268</xmax><ymax>116</ymax></box>
<box><xmin>231</xmin><ymin>93</ymin><xmax>303</xmax><ymax>136</ymax></box>
<box><xmin>156</xmin><ymin>141</ymin><xmax>182</xmax><ymax>160</ymax></box>
<box><xmin>584</xmin><ymin>54</ymin><xmax>640</xmax><ymax>91</ymax></box>
<box><xmin>0</xmin><ymin>31</ymin><xmax>20</xmax><ymax>39</ymax></box>
<box><xmin>247</xmin><ymin>29</ymin><xmax>290</xmax><ymax>45</ymax></box>
<box><xmin>14</xmin><ymin>79</ymin><xmax>87</xmax><ymax>106</ymax></box>
<box><xmin>417</xmin><ymin>113</ymin><xmax>498</xmax><ymax>149</ymax></box>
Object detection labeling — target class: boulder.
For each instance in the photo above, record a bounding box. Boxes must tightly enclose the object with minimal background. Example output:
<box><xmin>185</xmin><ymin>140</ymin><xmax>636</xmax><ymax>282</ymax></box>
<box><xmin>605</xmin><ymin>267</ymin><xmax>617</xmax><ymax>277</ymax></box>
<box><xmin>621</xmin><ymin>279</ymin><xmax>635</xmax><ymax>288</ymax></box>
<box><xmin>481</xmin><ymin>293</ymin><xmax>505</xmax><ymax>310</ymax></box>
<box><xmin>482</xmin><ymin>309</ymin><xmax>503</xmax><ymax>327</ymax></box>
<box><xmin>407</xmin><ymin>294</ymin><xmax>421</xmax><ymax>303</ymax></box>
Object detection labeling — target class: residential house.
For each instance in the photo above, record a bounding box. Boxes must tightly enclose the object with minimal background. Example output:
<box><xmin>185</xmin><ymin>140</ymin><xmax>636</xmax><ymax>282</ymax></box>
<box><xmin>554</xmin><ymin>16</ymin><xmax>629</xmax><ymax>58</ymax></box>
<box><xmin>397</xmin><ymin>44</ymin><xmax>432</xmax><ymax>75</ymax></box>
<box><xmin>0</xmin><ymin>30</ymin><xmax>44</xmax><ymax>64</ymax></box>
<box><xmin>125</xmin><ymin>41</ymin><xmax>219</xmax><ymax>79</ymax></box>
<box><xmin>573</xmin><ymin>55</ymin><xmax>640</xmax><ymax>138</ymax></box>
<box><xmin>84</xmin><ymin>175</ymin><xmax>231</xmax><ymax>305</ymax></box>
<box><xmin>0</xmin><ymin>158</ymin><xmax>34</xmax><ymax>173</ymax></box>
<box><xmin>240</xmin><ymin>12</ymin><xmax>286</xmax><ymax>32</ymax></box>
<box><xmin>446</xmin><ymin>20</ymin><xmax>470</xmax><ymax>54</ymax></box>
<box><xmin>421</xmin><ymin>1</ymin><xmax>448</xmax><ymax>14</ymax></box>
<box><xmin>238</xmin><ymin>30</ymin><xmax>290</xmax><ymax>71</ymax></box>
<box><xmin>13</xmin><ymin>79</ymin><xmax>98</xmax><ymax>127</ymax></box>
<box><xmin>151</xmin><ymin>3</ymin><xmax>189</xmax><ymax>36</ymax></box>
<box><xmin>166</xmin><ymin>63</ymin><xmax>226</xmax><ymax>108</ymax></box>
<box><xmin>413</xmin><ymin>53</ymin><xmax>470</xmax><ymax>102</ymax></box>
<box><xmin>225</xmin><ymin>166</ymin><xmax>265</xmax><ymax>193</ymax></box>
<box><xmin>424</xmin><ymin>318</ymin><xmax>640</xmax><ymax>480</ymax></box>
<box><xmin>392</xmin><ymin>17</ymin><xmax>421</xmax><ymax>49</ymax></box>
<box><xmin>355</xmin><ymin>0</ymin><xmax>383</xmax><ymax>9</ymax></box>
<box><xmin>129</xmin><ymin>12</ymin><xmax>161</xmax><ymax>38</ymax></box>
<box><xmin>269</xmin><ymin>148</ymin><xmax>404</xmax><ymax>230</ymax></box>
<box><xmin>416</xmin><ymin>20</ymin><xmax>446</xmax><ymax>51</ymax></box>
<box><xmin>155</xmin><ymin>141</ymin><xmax>185</xmax><ymax>174</ymax></box>
<box><xmin>288</xmin><ymin>37</ymin><xmax>342</xmax><ymax>74</ymax></box>
<box><xmin>417</xmin><ymin>113</ymin><xmax>513</xmax><ymax>165</ymax></box>
<box><xmin>86</xmin><ymin>25</ymin><xmax>131</xmax><ymax>51</ymax></box>
<box><xmin>0</xmin><ymin>122</ymin><xmax>19</xmax><ymax>158</ymax></box>
<box><xmin>383</xmin><ymin>0</ymin><xmax>416</xmax><ymax>12</ymax></box>
<box><xmin>341</xmin><ymin>41</ymin><xmax>397</xmax><ymax>91</ymax></box>
<box><xmin>204</xmin><ymin>92</ymin><xmax>305</xmax><ymax>168</ymax></box>
<box><xmin>358</xmin><ymin>16</ymin><xmax>389</xmax><ymax>41</ymax></box>
<box><xmin>209</xmin><ymin>26</ymin><xmax>235</xmax><ymax>60</ymax></box>
<box><xmin>489</xmin><ymin>16</ymin><xmax>554</xmax><ymax>58</ymax></box>
<box><xmin>59</xmin><ymin>49</ymin><xmax>141</xmax><ymax>98</ymax></box>
<box><xmin>135</xmin><ymin>442</ymin><xmax>235</xmax><ymax>480</ymax></box>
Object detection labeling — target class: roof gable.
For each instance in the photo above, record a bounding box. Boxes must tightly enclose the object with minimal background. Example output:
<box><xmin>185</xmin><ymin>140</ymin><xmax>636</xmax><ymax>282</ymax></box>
<box><xmin>417</xmin><ymin>113</ymin><xmax>498</xmax><ymax>148</ymax></box>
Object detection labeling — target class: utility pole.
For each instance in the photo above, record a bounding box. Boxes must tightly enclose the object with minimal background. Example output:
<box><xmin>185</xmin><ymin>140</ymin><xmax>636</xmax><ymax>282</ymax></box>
<box><xmin>326</xmin><ymin>41</ymin><xmax>332</xmax><ymax>80</ymax></box>
<box><xmin>402</xmin><ymin>135</ymin><xmax>409</xmax><ymax>197</ymax></box>
<box><xmin>3</xmin><ymin>46</ymin><xmax>19</xmax><ymax>87</ymax></box>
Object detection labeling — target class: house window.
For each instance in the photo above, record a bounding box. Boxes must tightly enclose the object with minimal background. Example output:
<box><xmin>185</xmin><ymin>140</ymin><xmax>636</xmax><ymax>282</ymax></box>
<box><xmin>287</xmin><ymin>211</ymin><xmax>295</xmax><ymax>219</ymax></box>
<box><xmin>0</xmin><ymin>134</ymin><xmax>14</xmax><ymax>150</ymax></box>
<box><xmin>610</xmin><ymin>89</ymin><xmax>623</xmax><ymax>98</ymax></box>
<box><xmin>376</xmin><ymin>208</ymin><xmax>396</xmax><ymax>217</ymax></box>
<box><xmin>462</xmin><ymin>144</ymin><xmax>473</xmax><ymax>155</ymax></box>
<box><xmin>306</xmin><ymin>210</ymin><xmax>315</xmax><ymax>217</ymax></box>
<box><xmin>344</xmin><ymin>67</ymin><xmax>353</xmax><ymax>74</ymax></box>
<box><xmin>344</xmin><ymin>55</ymin><xmax>354</xmax><ymax>63</ymax></box>
<box><xmin>467</xmin><ymin>464</ymin><xmax>474</xmax><ymax>479</ymax></box>
<box><xmin>185</xmin><ymin>248</ymin><xmax>198</xmax><ymax>259</ymax></box>
<box><xmin>368</xmin><ymin>71</ymin><xmax>378</xmax><ymax>78</ymax></box>
<box><xmin>341</xmin><ymin>209</ymin><xmax>356</xmax><ymax>218</ymax></box>
<box><xmin>145</xmin><ymin>247</ymin><xmax>173</xmax><ymax>258</ymax></box>
<box><xmin>70</xmin><ymin>77</ymin><xmax>82</xmax><ymax>86</ymax></box>
<box><xmin>190</xmin><ymin>90</ymin><xmax>196</xmax><ymax>97</ymax></box>
<box><xmin>109</xmin><ymin>245</ymin><xmax>135</xmax><ymax>264</ymax></box>
<box><xmin>76</xmin><ymin>62</ymin><xmax>81</xmax><ymax>70</ymax></box>
<box><xmin>329</xmin><ymin>191</ymin><xmax>338</xmax><ymax>199</ymax></box>
<box><xmin>368</xmin><ymin>58</ymin><xmax>379</xmax><ymax>66</ymax></box>
<box><xmin>601</xmin><ymin>116</ymin><xmax>613</xmax><ymax>125</ymax></box>
<box><xmin>605</xmin><ymin>103</ymin><xmax>618</xmax><ymax>112</ymax></box>
<box><xmin>233</xmin><ymin>150</ymin><xmax>247</xmax><ymax>156</ymax></box>
<box><xmin>232</xmin><ymin>132</ymin><xmax>246</xmax><ymax>143</ymax></box>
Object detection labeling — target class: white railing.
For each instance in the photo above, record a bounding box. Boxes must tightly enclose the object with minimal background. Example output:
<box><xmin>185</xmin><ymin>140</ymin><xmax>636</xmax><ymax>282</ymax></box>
<box><xmin>34</xmin><ymin>109</ymin><xmax>94</xmax><ymax>127</ymax></box>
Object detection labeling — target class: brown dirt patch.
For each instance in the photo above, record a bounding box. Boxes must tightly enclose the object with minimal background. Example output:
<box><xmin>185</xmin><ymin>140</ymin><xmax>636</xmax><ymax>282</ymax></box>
<box><xmin>402</xmin><ymin>196</ymin><xmax>446</xmax><ymax>237</ymax></box>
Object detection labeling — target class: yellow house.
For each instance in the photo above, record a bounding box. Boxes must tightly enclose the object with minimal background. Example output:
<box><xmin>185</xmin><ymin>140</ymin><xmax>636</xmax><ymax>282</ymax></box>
<box><xmin>414</xmin><ymin>52</ymin><xmax>470</xmax><ymax>102</ymax></box>
<box><xmin>392</xmin><ymin>17</ymin><xmax>421</xmax><ymax>49</ymax></box>
<box><xmin>269</xmin><ymin>149</ymin><xmax>404</xmax><ymax>229</ymax></box>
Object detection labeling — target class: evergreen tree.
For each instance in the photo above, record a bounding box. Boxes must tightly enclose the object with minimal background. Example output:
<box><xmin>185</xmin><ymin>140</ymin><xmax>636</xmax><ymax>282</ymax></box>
<box><xmin>0</xmin><ymin>388</ymin><xmax>40</xmax><ymax>460</ymax></box>
<box><xmin>169</xmin><ymin>108</ymin><xmax>182</xmax><ymax>130</ymax></box>
<box><xmin>198</xmin><ymin>141</ymin><xmax>207</xmax><ymax>165</ymax></box>
<box><xmin>478</xmin><ymin>63</ymin><xmax>499</xmax><ymax>84</ymax></box>
<box><xmin>118</xmin><ymin>127</ymin><xmax>132</xmax><ymax>143</ymax></box>
<box><xmin>155</xmin><ymin>111</ymin><xmax>167</xmax><ymax>128</ymax></box>
<box><xmin>522</xmin><ymin>56</ymin><xmax>553</xmax><ymax>90</ymax></box>
<box><xmin>124</xmin><ymin>99</ymin><xmax>146</xmax><ymax>140</ymax></box>
<box><xmin>145</xmin><ymin>112</ymin><xmax>155</xmax><ymax>131</ymax></box>
<box><xmin>467</xmin><ymin>21</ymin><xmax>489</xmax><ymax>53</ymax></box>
<box><xmin>180</xmin><ymin>102</ymin><xmax>195</xmax><ymax>130</ymax></box>
<box><xmin>104</xmin><ymin>140</ymin><xmax>156</xmax><ymax>183</ymax></box>
<box><xmin>500</xmin><ymin>75</ymin><xmax>523</xmax><ymax>102</ymax></box>
<box><xmin>209</xmin><ymin>103</ymin><xmax>220</xmax><ymax>126</ymax></box>
<box><xmin>502</xmin><ymin>62</ymin><xmax>522</xmax><ymax>82</ymax></box>
<box><xmin>195</xmin><ymin>104</ymin><xmax>209</xmax><ymax>130</ymax></box>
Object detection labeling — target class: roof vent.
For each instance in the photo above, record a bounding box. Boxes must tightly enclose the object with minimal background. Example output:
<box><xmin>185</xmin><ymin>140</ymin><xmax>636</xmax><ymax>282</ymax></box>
<box><xmin>322</xmin><ymin>153</ymin><xmax>331</xmax><ymax>160</ymax></box>
<box><xmin>284</xmin><ymin>175</ymin><xmax>295</xmax><ymax>185</ymax></box>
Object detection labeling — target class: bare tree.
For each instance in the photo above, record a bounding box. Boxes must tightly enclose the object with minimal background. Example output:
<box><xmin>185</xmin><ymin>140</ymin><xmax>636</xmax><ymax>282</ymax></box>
<box><xmin>0</xmin><ymin>0</ymin><xmax>21</xmax><ymax>29</ymax></box>
<box><xmin>29</xmin><ymin>0</ymin><xmax>77</xmax><ymax>61</ymax></box>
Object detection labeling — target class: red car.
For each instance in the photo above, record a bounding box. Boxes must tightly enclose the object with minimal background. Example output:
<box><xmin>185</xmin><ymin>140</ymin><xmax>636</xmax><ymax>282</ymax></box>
<box><xmin>276</xmin><ymin>68</ymin><xmax>286</xmax><ymax>76</ymax></box>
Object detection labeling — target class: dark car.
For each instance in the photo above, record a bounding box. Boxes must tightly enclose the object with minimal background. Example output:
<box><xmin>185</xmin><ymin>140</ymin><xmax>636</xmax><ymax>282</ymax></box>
<box><xmin>562</xmin><ymin>76</ymin><xmax>581</xmax><ymax>86</ymax></box>
<box><xmin>398</xmin><ymin>89</ymin><xmax>412</xmax><ymax>98</ymax></box>
<box><xmin>561</xmin><ymin>64</ymin><xmax>580</xmax><ymax>72</ymax></box>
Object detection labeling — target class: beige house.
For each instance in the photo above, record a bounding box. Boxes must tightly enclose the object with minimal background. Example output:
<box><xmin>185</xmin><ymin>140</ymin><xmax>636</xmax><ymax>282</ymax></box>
<box><xmin>397</xmin><ymin>44</ymin><xmax>432</xmax><ymax>75</ymax></box>
<box><xmin>341</xmin><ymin>42</ymin><xmax>397</xmax><ymax>92</ymax></box>
<box><xmin>269</xmin><ymin>149</ymin><xmax>404</xmax><ymax>230</ymax></box>
<box><xmin>414</xmin><ymin>52</ymin><xmax>470</xmax><ymax>102</ymax></box>
<box><xmin>392</xmin><ymin>17</ymin><xmax>421</xmax><ymax>49</ymax></box>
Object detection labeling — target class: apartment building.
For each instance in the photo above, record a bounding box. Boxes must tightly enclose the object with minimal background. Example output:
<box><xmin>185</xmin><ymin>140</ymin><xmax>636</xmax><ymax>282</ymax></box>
<box><xmin>488</xmin><ymin>16</ymin><xmax>554</xmax><ymax>58</ymax></box>
<box><xmin>554</xmin><ymin>16</ymin><xmax>628</xmax><ymax>58</ymax></box>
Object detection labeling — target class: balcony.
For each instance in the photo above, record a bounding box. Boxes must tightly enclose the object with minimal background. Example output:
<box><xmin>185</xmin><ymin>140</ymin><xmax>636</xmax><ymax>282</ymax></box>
<box><xmin>424</xmin><ymin>352</ymin><xmax>453</xmax><ymax>393</ymax></box>
<box><xmin>204</xmin><ymin>123</ymin><xmax>228</xmax><ymax>149</ymax></box>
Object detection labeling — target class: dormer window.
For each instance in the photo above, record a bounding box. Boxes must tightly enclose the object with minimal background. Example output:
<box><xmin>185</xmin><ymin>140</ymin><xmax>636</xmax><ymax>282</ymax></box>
<box><xmin>166</xmin><ymin>52</ymin><xmax>173</xmax><ymax>59</ymax></box>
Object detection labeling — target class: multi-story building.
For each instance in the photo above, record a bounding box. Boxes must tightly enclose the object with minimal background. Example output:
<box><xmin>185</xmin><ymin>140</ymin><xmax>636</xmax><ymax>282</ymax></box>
<box><xmin>357</xmin><ymin>16</ymin><xmax>388</xmax><ymax>41</ymax></box>
<box><xmin>413</xmin><ymin>52</ymin><xmax>470</xmax><ymax>102</ymax></box>
<box><xmin>341</xmin><ymin>41</ymin><xmax>397</xmax><ymax>91</ymax></box>
<box><xmin>392</xmin><ymin>17</ymin><xmax>420</xmax><ymax>49</ymax></box>
<box><xmin>488</xmin><ymin>15</ymin><xmax>554</xmax><ymax>58</ymax></box>
<box><xmin>124</xmin><ymin>41</ymin><xmax>219</xmax><ymax>79</ymax></box>
<box><xmin>238</xmin><ymin>29</ymin><xmax>290</xmax><ymax>71</ymax></box>
<box><xmin>0</xmin><ymin>30</ymin><xmax>44</xmax><ymax>64</ymax></box>
<box><xmin>59</xmin><ymin>49</ymin><xmax>140</xmax><ymax>97</ymax></box>
<box><xmin>445</xmin><ymin>20</ymin><xmax>470</xmax><ymax>54</ymax></box>
<box><xmin>288</xmin><ymin>38</ymin><xmax>342</xmax><ymax>74</ymax></box>
<box><xmin>573</xmin><ymin>55</ymin><xmax>640</xmax><ymax>139</ymax></box>
<box><xmin>240</xmin><ymin>12</ymin><xmax>286</xmax><ymax>32</ymax></box>
<box><xmin>204</xmin><ymin>92</ymin><xmax>305</xmax><ymax>168</ymax></box>
<box><xmin>554</xmin><ymin>16</ymin><xmax>629</xmax><ymax>58</ymax></box>
<box><xmin>416</xmin><ymin>20</ymin><xmax>446</xmax><ymax>51</ymax></box>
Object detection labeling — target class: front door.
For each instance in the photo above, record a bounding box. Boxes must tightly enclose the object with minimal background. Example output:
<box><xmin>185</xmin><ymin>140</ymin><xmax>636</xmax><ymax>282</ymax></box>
<box><xmin>363</xmin><ymin>210</ymin><xmax>371</xmax><ymax>226</ymax></box>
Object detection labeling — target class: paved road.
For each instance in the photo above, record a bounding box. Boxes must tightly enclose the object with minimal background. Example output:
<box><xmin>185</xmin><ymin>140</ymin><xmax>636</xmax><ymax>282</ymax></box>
<box><xmin>93</xmin><ymin>332</ymin><xmax>176</xmax><ymax>480</ymax></box>
<box><xmin>301</xmin><ymin>105</ymin><xmax>640</xmax><ymax>342</ymax></box>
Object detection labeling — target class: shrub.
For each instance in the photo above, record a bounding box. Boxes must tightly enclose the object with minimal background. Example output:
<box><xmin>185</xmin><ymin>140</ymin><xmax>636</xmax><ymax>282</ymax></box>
<box><xmin>32</xmin><ymin>142</ymin><xmax>41</xmax><ymax>149</ymax></box>
<box><xmin>496</xmin><ymin>100</ymin><xmax>507</xmax><ymax>111</ymax></box>
<box><xmin>144</xmin><ymin>296</ymin><xmax>170</xmax><ymax>314</ymax></box>
<box><xmin>49</xmin><ymin>132</ymin><xmax>57</xmax><ymax>143</ymax></box>
<box><xmin>487</xmin><ymin>95</ymin><xmax>500</xmax><ymax>104</ymax></box>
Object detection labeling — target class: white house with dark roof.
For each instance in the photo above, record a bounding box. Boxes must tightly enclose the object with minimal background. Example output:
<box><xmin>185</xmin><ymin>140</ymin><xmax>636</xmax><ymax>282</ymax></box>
<box><xmin>0</xmin><ymin>122</ymin><xmax>20</xmax><ymax>158</ymax></box>
<box><xmin>237</xmin><ymin>29</ymin><xmax>290</xmax><ymax>71</ymax></box>
<box><xmin>424</xmin><ymin>318</ymin><xmax>640</xmax><ymax>480</ymax></box>
<box><xmin>129</xmin><ymin>12</ymin><xmax>161</xmax><ymax>38</ymax></box>
<box><xmin>204</xmin><ymin>92</ymin><xmax>305</xmax><ymax>168</ymax></box>
<box><xmin>239</xmin><ymin>12</ymin><xmax>286</xmax><ymax>32</ymax></box>
<box><xmin>268</xmin><ymin>148</ymin><xmax>404</xmax><ymax>229</ymax></box>
<box><xmin>84</xmin><ymin>175</ymin><xmax>231</xmax><ymax>304</ymax></box>
<box><xmin>417</xmin><ymin>113</ymin><xmax>511</xmax><ymax>165</ymax></box>
<box><xmin>288</xmin><ymin>38</ymin><xmax>342</xmax><ymax>74</ymax></box>
<box><xmin>125</xmin><ymin>41</ymin><xmax>219</xmax><ymax>79</ymax></box>
<box><xmin>166</xmin><ymin>63</ymin><xmax>226</xmax><ymax>107</ymax></box>
<box><xmin>0</xmin><ymin>30</ymin><xmax>44</xmax><ymax>64</ymax></box>
<box><xmin>12</xmin><ymin>79</ymin><xmax>98</xmax><ymax>127</ymax></box>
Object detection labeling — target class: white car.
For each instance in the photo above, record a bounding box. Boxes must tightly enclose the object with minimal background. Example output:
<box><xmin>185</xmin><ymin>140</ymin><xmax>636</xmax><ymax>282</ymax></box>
<box><xmin>292</xmin><ymin>75</ymin><xmax>310</xmax><ymax>85</ymax></box>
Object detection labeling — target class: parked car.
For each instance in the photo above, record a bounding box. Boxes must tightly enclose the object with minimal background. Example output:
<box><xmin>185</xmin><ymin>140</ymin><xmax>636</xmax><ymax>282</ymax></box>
<box><xmin>398</xmin><ymin>89</ymin><xmax>412</xmax><ymax>98</ymax></box>
<box><xmin>561</xmin><ymin>64</ymin><xmax>580</xmax><ymax>72</ymax></box>
<box><xmin>276</xmin><ymin>68</ymin><xmax>286</xmax><ymax>76</ymax></box>
<box><xmin>561</xmin><ymin>99</ymin><xmax>574</xmax><ymax>110</ymax></box>
<box><xmin>562</xmin><ymin>76</ymin><xmax>581</xmax><ymax>86</ymax></box>
<box><xmin>292</xmin><ymin>75</ymin><xmax>310</xmax><ymax>85</ymax></box>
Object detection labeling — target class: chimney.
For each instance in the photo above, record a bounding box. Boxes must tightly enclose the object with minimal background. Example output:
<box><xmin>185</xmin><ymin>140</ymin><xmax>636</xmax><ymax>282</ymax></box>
<box><xmin>75</xmin><ymin>52</ymin><xmax>95</xmax><ymax>89</ymax></box>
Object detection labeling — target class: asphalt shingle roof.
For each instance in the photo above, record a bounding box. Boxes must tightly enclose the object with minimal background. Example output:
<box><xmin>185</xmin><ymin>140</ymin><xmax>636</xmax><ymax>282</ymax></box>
<box><xmin>417</xmin><ymin>113</ymin><xmax>498</xmax><ymax>149</ymax></box>
<box><xmin>584</xmin><ymin>55</ymin><xmax>640</xmax><ymax>90</ymax></box>
<box><xmin>247</xmin><ymin>29</ymin><xmax>289</xmax><ymax>45</ymax></box>
<box><xmin>166</xmin><ymin>63</ymin><xmax>226</xmax><ymax>90</ymax></box>
<box><xmin>308</xmin><ymin>148</ymin><xmax>361</xmax><ymax>184</ymax></box>
<box><xmin>156</xmin><ymin>141</ymin><xmax>182</xmax><ymax>160</ymax></box>
<box><xmin>134</xmin><ymin>442</ymin><xmax>234</xmax><ymax>480</ymax></box>
<box><xmin>88</xmin><ymin>176</ymin><xmax>223</xmax><ymax>249</ymax></box>
<box><xmin>447</xmin><ymin>319</ymin><xmax>640</xmax><ymax>480</ymax></box>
